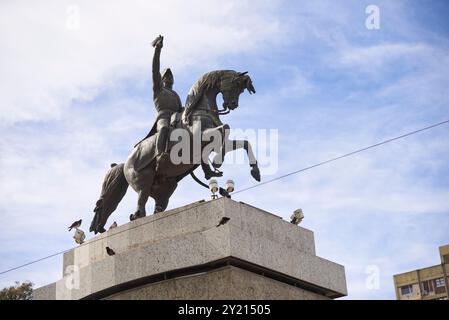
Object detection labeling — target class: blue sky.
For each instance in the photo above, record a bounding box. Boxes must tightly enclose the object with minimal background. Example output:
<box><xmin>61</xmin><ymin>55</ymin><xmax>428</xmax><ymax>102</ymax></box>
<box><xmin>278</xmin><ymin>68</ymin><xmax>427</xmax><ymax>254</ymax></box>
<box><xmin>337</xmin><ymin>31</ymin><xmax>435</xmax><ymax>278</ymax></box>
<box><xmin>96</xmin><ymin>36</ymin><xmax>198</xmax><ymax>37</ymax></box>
<box><xmin>1</xmin><ymin>0</ymin><xmax>449</xmax><ymax>299</ymax></box>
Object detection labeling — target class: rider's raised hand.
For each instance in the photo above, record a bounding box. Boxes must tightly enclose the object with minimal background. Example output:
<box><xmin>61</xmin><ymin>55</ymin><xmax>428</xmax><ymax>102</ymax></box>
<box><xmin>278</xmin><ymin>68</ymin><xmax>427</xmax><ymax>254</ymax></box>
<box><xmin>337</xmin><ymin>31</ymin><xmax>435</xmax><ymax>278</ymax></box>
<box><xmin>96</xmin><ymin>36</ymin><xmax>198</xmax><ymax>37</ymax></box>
<box><xmin>152</xmin><ymin>35</ymin><xmax>164</xmax><ymax>49</ymax></box>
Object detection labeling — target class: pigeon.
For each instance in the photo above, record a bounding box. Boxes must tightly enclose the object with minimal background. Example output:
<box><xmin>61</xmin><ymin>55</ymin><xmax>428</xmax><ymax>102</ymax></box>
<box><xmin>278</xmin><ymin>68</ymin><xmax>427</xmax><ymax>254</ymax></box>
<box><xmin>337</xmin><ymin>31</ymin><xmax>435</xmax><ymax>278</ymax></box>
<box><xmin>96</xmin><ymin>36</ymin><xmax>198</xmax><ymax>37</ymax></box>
<box><xmin>216</xmin><ymin>217</ymin><xmax>230</xmax><ymax>227</ymax></box>
<box><xmin>109</xmin><ymin>221</ymin><xmax>118</xmax><ymax>230</ymax></box>
<box><xmin>68</xmin><ymin>219</ymin><xmax>82</xmax><ymax>231</ymax></box>
<box><xmin>106</xmin><ymin>247</ymin><xmax>115</xmax><ymax>256</ymax></box>
<box><xmin>290</xmin><ymin>209</ymin><xmax>304</xmax><ymax>225</ymax></box>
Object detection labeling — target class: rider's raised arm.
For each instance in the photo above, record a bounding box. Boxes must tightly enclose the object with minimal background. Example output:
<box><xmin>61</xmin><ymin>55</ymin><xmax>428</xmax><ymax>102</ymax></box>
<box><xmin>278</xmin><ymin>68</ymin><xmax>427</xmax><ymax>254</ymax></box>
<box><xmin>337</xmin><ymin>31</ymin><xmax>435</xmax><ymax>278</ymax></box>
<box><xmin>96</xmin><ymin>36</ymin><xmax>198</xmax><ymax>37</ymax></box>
<box><xmin>152</xmin><ymin>36</ymin><xmax>163</xmax><ymax>94</ymax></box>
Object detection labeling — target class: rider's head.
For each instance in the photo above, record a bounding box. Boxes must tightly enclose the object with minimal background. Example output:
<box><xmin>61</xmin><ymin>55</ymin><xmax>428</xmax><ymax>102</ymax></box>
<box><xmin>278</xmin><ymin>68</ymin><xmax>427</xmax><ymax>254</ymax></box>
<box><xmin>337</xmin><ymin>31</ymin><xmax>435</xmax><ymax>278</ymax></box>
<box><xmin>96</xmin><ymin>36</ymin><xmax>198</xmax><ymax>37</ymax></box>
<box><xmin>162</xmin><ymin>68</ymin><xmax>174</xmax><ymax>89</ymax></box>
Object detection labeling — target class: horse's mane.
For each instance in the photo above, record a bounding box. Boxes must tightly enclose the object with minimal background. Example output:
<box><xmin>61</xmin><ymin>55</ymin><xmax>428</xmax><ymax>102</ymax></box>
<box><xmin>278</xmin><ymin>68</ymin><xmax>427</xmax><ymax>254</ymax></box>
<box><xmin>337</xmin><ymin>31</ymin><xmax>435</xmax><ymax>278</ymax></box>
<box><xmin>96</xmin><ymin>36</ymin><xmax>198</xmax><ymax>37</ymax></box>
<box><xmin>184</xmin><ymin>70</ymin><xmax>235</xmax><ymax>112</ymax></box>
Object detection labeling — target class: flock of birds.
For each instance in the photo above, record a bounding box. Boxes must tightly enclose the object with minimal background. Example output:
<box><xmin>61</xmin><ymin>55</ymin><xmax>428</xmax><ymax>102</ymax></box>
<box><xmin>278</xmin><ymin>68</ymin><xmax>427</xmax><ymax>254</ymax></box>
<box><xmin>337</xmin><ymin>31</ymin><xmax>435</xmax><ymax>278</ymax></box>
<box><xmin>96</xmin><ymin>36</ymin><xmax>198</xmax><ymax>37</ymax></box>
<box><xmin>68</xmin><ymin>219</ymin><xmax>118</xmax><ymax>232</ymax></box>
<box><xmin>67</xmin><ymin>215</ymin><xmax>235</xmax><ymax>257</ymax></box>
<box><xmin>67</xmin><ymin>208</ymin><xmax>304</xmax><ymax>257</ymax></box>
<box><xmin>68</xmin><ymin>219</ymin><xmax>118</xmax><ymax>254</ymax></box>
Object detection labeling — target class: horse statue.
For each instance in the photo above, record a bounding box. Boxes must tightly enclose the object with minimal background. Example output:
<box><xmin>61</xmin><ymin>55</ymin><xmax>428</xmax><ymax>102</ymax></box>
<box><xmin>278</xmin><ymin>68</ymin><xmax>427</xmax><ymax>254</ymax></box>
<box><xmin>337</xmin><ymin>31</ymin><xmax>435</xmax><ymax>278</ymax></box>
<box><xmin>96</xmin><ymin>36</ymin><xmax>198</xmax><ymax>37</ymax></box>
<box><xmin>90</xmin><ymin>70</ymin><xmax>260</xmax><ymax>234</ymax></box>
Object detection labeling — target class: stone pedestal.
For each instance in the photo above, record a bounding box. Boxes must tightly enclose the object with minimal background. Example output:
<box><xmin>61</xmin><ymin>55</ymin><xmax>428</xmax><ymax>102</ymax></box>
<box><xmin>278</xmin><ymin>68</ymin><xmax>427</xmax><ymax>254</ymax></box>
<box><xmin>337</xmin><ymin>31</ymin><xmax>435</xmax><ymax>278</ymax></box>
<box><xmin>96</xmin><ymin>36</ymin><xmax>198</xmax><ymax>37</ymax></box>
<box><xmin>33</xmin><ymin>198</ymin><xmax>347</xmax><ymax>300</ymax></box>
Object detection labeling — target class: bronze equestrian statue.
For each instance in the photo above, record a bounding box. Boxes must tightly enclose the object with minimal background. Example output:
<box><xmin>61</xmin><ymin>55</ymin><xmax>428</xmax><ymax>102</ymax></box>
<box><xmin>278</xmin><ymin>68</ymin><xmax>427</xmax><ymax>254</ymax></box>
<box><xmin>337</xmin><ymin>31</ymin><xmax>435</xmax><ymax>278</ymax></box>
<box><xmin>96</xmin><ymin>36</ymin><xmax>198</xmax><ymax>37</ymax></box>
<box><xmin>90</xmin><ymin>36</ymin><xmax>260</xmax><ymax>234</ymax></box>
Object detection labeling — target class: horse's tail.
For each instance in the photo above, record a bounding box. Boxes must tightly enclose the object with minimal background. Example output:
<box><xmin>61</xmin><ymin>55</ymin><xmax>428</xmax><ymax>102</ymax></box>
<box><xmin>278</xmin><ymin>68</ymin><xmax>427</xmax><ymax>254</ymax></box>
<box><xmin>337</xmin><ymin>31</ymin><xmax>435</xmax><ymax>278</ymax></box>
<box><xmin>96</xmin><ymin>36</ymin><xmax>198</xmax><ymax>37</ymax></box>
<box><xmin>90</xmin><ymin>163</ymin><xmax>129</xmax><ymax>234</ymax></box>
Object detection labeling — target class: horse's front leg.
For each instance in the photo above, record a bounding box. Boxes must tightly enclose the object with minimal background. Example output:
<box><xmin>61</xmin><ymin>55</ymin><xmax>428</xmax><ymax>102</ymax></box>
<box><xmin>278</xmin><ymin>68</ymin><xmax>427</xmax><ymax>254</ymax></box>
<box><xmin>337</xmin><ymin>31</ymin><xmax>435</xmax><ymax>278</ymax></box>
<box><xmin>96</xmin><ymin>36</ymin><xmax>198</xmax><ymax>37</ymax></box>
<box><xmin>213</xmin><ymin>139</ymin><xmax>261</xmax><ymax>182</ymax></box>
<box><xmin>200</xmin><ymin>125</ymin><xmax>228</xmax><ymax>179</ymax></box>
<box><xmin>210</xmin><ymin>124</ymin><xmax>230</xmax><ymax>169</ymax></box>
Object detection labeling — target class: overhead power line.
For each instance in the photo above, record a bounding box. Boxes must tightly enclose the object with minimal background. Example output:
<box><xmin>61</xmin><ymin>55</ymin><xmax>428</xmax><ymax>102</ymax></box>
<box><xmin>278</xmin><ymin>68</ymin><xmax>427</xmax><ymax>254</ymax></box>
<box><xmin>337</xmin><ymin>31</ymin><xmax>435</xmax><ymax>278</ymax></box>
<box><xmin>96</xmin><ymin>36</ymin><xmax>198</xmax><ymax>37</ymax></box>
<box><xmin>0</xmin><ymin>200</ymin><xmax>210</xmax><ymax>276</ymax></box>
<box><xmin>232</xmin><ymin>119</ymin><xmax>449</xmax><ymax>195</ymax></box>
<box><xmin>1</xmin><ymin>119</ymin><xmax>448</xmax><ymax>276</ymax></box>
<box><xmin>0</xmin><ymin>249</ymin><xmax>72</xmax><ymax>276</ymax></box>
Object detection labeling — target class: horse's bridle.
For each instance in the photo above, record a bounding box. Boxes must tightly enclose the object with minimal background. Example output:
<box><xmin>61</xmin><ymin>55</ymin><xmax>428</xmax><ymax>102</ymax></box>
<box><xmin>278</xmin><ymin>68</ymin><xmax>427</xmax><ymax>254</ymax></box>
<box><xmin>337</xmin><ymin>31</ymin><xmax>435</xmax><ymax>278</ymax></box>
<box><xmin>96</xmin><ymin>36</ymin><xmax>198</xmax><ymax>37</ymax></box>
<box><xmin>196</xmin><ymin>106</ymin><xmax>230</xmax><ymax>115</ymax></box>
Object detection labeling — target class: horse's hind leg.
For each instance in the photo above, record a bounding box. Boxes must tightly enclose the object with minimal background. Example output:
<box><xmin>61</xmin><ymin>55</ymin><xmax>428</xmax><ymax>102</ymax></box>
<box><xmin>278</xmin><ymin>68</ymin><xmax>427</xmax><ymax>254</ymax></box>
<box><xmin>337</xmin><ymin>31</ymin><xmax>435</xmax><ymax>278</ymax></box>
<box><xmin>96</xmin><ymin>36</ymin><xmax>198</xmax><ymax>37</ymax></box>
<box><xmin>152</xmin><ymin>179</ymin><xmax>178</xmax><ymax>214</ymax></box>
<box><xmin>129</xmin><ymin>168</ymin><xmax>155</xmax><ymax>221</ymax></box>
<box><xmin>130</xmin><ymin>188</ymin><xmax>150</xmax><ymax>221</ymax></box>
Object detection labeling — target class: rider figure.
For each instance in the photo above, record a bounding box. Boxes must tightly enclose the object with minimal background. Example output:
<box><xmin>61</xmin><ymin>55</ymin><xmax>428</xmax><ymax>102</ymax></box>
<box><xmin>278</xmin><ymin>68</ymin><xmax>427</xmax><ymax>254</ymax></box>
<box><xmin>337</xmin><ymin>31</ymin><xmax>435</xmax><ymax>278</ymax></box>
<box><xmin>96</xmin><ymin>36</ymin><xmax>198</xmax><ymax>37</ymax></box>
<box><xmin>152</xmin><ymin>36</ymin><xmax>182</xmax><ymax>172</ymax></box>
<box><xmin>136</xmin><ymin>35</ymin><xmax>182</xmax><ymax>172</ymax></box>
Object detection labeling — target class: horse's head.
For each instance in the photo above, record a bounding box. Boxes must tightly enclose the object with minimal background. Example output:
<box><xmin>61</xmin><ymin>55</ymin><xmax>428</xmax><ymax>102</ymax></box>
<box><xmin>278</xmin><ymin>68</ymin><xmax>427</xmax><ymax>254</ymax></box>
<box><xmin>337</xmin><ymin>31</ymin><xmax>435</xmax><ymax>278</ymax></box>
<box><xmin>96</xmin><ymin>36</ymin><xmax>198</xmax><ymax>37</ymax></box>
<box><xmin>220</xmin><ymin>71</ymin><xmax>256</xmax><ymax>110</ymax></box>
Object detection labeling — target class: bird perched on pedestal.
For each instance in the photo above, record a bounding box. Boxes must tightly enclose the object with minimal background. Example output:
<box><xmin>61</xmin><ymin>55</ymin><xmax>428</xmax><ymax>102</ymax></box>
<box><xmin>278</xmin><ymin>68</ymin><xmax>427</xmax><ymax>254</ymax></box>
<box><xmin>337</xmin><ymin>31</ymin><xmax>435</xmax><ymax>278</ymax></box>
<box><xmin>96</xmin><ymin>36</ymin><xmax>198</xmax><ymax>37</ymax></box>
<box><xmin>106</xmin><ymin>247</ymin><xmax>115</xmax><ymax>256</ymax></box>
<box><xmin>216</xmin><ymin>217</ymin><xmax>230</xmax><ymax>227</ymax></box>
<box><xmin>290</xmin><ymin>209</ymin><xmax>304</xmax><ymax>225</ymax></box>
<box><xmin>68</xmin><ymin>219</ymin><xmax>82</xmax><ymax>231</ymax></box>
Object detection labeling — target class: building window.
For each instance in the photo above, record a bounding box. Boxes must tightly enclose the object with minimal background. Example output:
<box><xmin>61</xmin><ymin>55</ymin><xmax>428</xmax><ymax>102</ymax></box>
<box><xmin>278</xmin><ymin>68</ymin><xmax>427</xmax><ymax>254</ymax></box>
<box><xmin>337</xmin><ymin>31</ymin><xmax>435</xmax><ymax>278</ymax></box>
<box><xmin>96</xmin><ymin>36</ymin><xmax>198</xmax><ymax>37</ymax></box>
<box><xmin>400</xmin><ymin>285</ymin><xmax>413</xmax><ymax>295</ymax></box>
<box><xmin>422</xmin><ymin>280</ymin><xmax>434</xmax><ymax>295</ymax></box>
<box><xmin>435</xmin><ymin>278</ymin><xmax>445</xmax><ymax>288</ymax></box>
<box><xmin>443</xmin><ymin>254</ymin><xmax>449</xmax><ymax>264</ymax></box>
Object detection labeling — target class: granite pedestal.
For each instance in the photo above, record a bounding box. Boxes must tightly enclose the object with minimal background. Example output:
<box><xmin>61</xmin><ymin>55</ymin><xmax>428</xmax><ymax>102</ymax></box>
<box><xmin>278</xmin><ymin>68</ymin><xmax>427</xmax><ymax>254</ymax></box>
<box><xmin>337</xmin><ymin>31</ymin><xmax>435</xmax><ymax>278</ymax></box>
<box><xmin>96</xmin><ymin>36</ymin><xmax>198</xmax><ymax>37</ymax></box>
<box><xmin>33</xmin><ymin>198</ymin><xmax>347</xmax><ymax>300</ymax></box>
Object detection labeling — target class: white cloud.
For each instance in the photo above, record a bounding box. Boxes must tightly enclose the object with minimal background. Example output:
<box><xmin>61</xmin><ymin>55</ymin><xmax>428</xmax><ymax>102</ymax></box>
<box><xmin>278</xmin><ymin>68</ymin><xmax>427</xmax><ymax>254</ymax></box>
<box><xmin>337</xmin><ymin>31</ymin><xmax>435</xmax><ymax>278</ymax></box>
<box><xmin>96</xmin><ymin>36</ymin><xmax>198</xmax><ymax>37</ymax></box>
<box><xmin>0</xmin><ymin>0</ymin><xmax>287</xmax><ymax>289</ymax></box>
<box><xmin>336</xmin><ymin>43</ymin><xmax>429</xmax><ymax>72</ymax></box>
<box><xmin>0</xmin><ymin>0</ymin><xmax>284</xmax><ymax>124</ymax></box>
<box><xmin>279</xmin><ymin>66</ymin><xmax>316</xmax><ymax>97</ymax></box>
<box><xmin>1</xmin><ymin>0</ymin><xmax>449</xmax><ymax>300</ymax></box>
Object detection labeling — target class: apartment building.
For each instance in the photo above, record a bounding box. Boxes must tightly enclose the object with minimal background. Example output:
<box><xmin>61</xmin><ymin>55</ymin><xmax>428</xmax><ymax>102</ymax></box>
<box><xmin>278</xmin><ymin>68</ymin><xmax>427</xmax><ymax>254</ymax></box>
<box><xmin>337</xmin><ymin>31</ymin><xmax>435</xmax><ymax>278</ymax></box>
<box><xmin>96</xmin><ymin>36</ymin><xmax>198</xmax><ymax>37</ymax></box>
<box><xmin>393</xmin><ymin>244</ymin><xmax>449</xmax><ymax>300</ymax></box>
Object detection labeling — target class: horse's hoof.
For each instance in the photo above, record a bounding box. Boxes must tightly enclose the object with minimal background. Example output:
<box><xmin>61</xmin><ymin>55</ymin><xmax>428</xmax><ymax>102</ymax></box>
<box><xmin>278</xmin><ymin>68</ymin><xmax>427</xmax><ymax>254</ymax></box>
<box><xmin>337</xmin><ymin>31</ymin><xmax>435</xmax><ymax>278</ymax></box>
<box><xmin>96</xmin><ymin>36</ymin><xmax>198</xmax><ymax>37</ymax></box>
<box><xmin>251</xmin><ymin>167</ymin><xmax>261</xmax><ymax>182</ymax></box>
<box><xmin>154</xmin><ymin>206</ymin><xmax>164</xmax><ymax>214</ymax></box>
<box><xmin>130</xmin><ymin>211</ymin><xmax>146</xmax><ymax>221</ymax></box>
<box><xmin>212</xmin><ymin>163</ymin><xmax>222</xmax><ymax>169</ymax></box>
<box><xmin>204</xmin><ymin>170</ymin><xmax>223</xmax><ymax>180</ymax></box>
<box><xmin>212</xmin><ymin>155</ymin><xmax>223</xmax><ymax>169</ymax></box>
